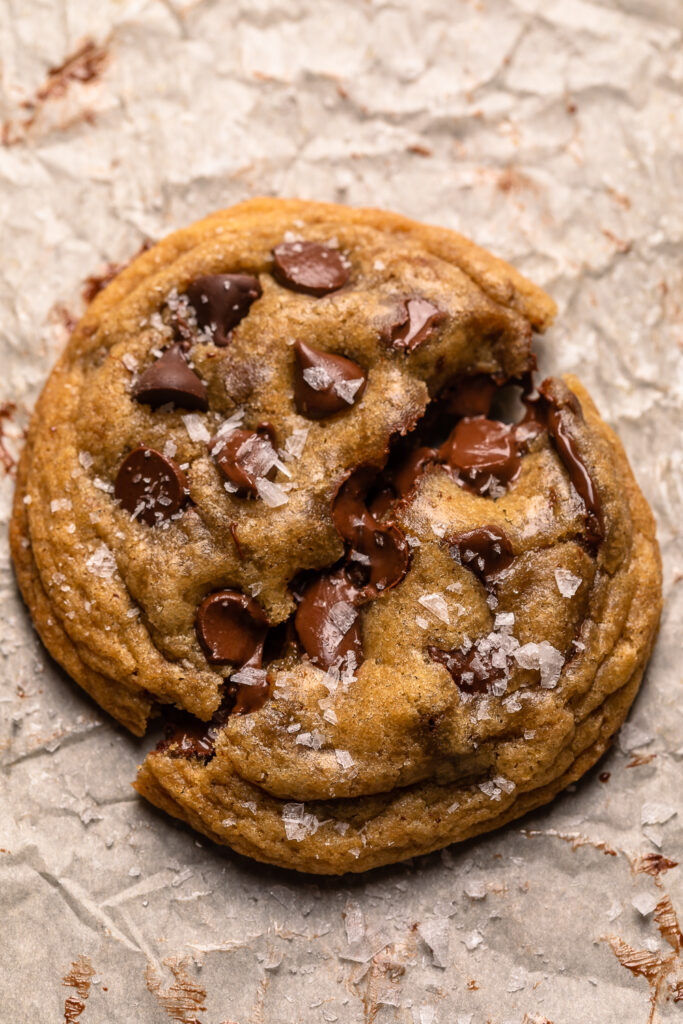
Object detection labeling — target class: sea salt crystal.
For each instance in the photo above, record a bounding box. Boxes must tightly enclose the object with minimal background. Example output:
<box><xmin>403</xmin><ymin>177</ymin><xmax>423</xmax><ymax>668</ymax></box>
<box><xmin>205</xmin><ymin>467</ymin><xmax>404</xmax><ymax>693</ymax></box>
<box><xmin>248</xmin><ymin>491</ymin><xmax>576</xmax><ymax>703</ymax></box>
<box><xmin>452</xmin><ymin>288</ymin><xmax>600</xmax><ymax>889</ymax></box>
<box><xmin>85</xmin><ymin>543</ymin><xmax>117</xmax><ymax>579</ymax></box>
<box><xmin>506</xmin><ymin>966</ymin><xmax>527</xmax><ymax>992</ymax></box>
<box><xmin>514</xmin><ymin>641</ymin><xmax>564</xmax><ymax>688</ymax></box>
<box><xmin>632</xmin><ymin>892</ymin><xmax>659</xmax><ymax>916</ymax></box>
<box><xmin>493</xmin><ymin>775</ymin><xmax>515</xmax><ymax>794</ymax></box>
<box><xmin>418</xmin><ymin>593</ymin><xmax>450</xmax><ymax>624</ymax></box>
<box><xmin>641</xmin><ymin>802</ymin><xmax>676</xmax><ymax>826</ymax></box>
<box><xmin>182</xmin><ymin>413</ymin><xmax>210</xmax><ymax>442</ymax></box>
<box><xmin>373</xmin><ymin>259</ymin><xmax>385</xmax><ymax>271</ymax></box>
<box><xmin>322</xmin><ymin>708</ymin><xmax>338</xmax><ymax>725</ymax></box>
<box><xmin>286</xmin><ymin>723</ymin><xmax>301</xmax><ymax>733</ymax></box>
<box><xmin>296</xmin><ymin>730</ymin><xmax>325</xmax><ymax>749</ymax></box>
<box><xmin>284</xmin><ymin>427</ymin><xmax>309</xmax><ymax>459</ymax></box>
<box><xmin>121</xmin><ymin>353</ymin><xmax>138</xmax><ymax>372</ymax></box>
<box><xmin>333</xmin><ymin>378</ymin><xmax>364</xmax><ymax>404</ymax></box>
<box><xmin>464</xmin><ymin>880</ymin><xmax>486</xmax><ymax>900</ymax></box>
<box><xmin>93</xmin><ymin>476</ymin><xmax>114</xmax><ymax>493</ymax></box>
<box><xmin>430</xmin><ymin>521</ymin><xmax>447</xmax><ymax>538</ymax></box>
<box><xmin>335</xmin><ymin>749</ymin><xmax>355</xmax><ymax>771</ymax></box>
<box><xmin>344</xmin><ymin>902</ymin><xmax>366</xmax><ymax>945</ymax></box>
<box><xmin>163</xmin><ymin>439</ymin><xmax>177</xmax><ymax>459</ymax></box>
<box><xmin>281</xmin><ymin>802</ymin><xmax>321</xmax><ymax>842</ymax></box>
<box><xmin>78</xmin><ymin>451</ymin><xmax>94</xmax><ymax>470</ymax></box>
<box><xmin>415</xmin><ymin>616</ymin><xmax>430</xmax><ymax>630</ymax></box>
<box><xmin>619</xmin><ymin>723</ymin><xmax>653</xmax><ymax>753</ymax></box>
<box><xmin>494</xmin><ymin>611</ymin><xmax>514</xmax><ymax>633</ymax></box>
<box><xmin>255</xmin><ymin>478</ymin><xmax>288</xmax><ymax>507</ymax></box>
<box><xmin>463</xmin><ymin>929</ymin><xmax>483</xmax><ymax>950</ymax></box>
<box><xmin>478</xmin><ymin>780</ymin><xmax>502</xmax><ymax>800</ymax></box>
<box><xmin>504</xmin><ymin>694</ymin><xmax>523</xmax><ymax>712</ymax></box>
<box><xmin>607</xmin><ymin>900</ymin><xmax>623</xmax><ymax>921</ymax></box>
<box><xmin>237</xmin><ymin>433</ymin><xmax>278</xmax><ymax>478</ymax></box>
<box><xmin>328</xmin><ymin>601</ymin><xmax>357</xmax><ymax>635</ymax></box>
<box><xmin>303</xmin><ymin>366</ymin><xmax>333</xmax><ymax>391</ymax></box>
<box><xmin>418</xmin><ymin>917</ymin><xmax>450</xmax><ymax>968</ymax></box>
<box><xmin>230</xmin><ymin>666</ymin><xmax>267</xmax><ymax>686</ymax></box>
<box><xmin>486</xmin><ymin>592</ymin><xmax>498</xmax><ymax>609</ymax></box>
<box><xmin>554</xmin><ymin>567</ymin><xmax>582</xmax><ymax>597</ymax></box>
<box><xmin>50</xmin><ymin>498</ymin><xmax>72</xmax><ymax>513</ymax></box>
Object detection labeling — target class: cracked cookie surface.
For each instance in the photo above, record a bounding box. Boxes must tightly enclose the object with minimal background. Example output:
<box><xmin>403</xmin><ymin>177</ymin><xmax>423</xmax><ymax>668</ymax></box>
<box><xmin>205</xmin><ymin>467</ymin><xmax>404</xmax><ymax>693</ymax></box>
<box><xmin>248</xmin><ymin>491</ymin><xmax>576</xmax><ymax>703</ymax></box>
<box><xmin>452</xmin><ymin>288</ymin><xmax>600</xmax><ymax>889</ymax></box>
<box><xmin>10</xmin><ymin>198</ymin><xmax>661</xmax><ymax>874</ymax></box>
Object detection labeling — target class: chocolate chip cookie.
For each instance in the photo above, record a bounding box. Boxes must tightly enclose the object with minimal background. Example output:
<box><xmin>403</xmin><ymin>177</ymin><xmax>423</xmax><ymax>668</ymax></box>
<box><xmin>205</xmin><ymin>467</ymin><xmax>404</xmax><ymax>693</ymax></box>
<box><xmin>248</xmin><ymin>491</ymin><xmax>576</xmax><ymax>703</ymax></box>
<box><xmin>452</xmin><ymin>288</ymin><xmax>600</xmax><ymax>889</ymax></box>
<box><xmin>10</xmin><ymin>198</ymin><xmax>662</xmax><ymax>874</ymax></box>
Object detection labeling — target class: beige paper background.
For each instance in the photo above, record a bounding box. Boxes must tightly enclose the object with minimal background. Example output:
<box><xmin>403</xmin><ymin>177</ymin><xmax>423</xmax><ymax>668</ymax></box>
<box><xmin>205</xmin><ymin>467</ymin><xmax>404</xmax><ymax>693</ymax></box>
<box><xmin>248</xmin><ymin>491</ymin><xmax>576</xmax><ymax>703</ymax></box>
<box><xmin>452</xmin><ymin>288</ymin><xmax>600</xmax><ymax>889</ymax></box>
<box><xmin>0</xmin><ymin>1</ymin><xmax>681</xmax><ymax>1021</ymax></box>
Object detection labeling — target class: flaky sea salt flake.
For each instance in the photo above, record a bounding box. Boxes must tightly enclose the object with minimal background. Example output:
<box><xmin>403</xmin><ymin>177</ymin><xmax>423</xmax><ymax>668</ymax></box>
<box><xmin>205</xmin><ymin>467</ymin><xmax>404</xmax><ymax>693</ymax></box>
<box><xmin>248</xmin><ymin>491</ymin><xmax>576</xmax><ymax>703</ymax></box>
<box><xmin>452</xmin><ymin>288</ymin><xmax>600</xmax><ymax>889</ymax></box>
<box><xmin>182</xmin><ymin>413</ymin><xmax>210</xmax><ymax>443</ymax></box>
<box><xmin>418</xmin><ymin>593</ymin><xmax>450</xmax><ymax>624</ymax></box>
<box><xmin>555</xmin><ymin>567</ymin><xmax>582</xmax><ymax>597</ymax></box>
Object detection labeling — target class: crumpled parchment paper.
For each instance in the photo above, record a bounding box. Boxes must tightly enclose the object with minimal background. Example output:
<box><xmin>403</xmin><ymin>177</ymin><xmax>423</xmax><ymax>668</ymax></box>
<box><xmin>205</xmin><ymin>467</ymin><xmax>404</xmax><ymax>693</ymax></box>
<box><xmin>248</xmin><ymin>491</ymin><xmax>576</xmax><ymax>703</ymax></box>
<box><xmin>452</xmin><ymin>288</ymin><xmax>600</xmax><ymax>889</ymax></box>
<box><xmin>1</xmin><ymin>1</ymin><xmax>682</xmax><ymax>1021</ymax></box>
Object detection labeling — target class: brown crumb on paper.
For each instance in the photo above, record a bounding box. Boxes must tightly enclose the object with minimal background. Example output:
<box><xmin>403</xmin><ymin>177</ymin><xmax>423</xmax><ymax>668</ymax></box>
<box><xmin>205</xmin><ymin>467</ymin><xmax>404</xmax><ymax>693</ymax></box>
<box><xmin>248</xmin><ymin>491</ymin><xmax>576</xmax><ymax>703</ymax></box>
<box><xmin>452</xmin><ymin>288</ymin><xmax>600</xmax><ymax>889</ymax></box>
<box><xmin>604</xmin><ymin>894</ymin><xmax>683</xmax><ymax>1024</ymax></box>
<box><xmin>145</xmin><ymin>956</ymin><xmax>207</xmax><ymax>1024</ymax></box>
<box><xmin>631</xmin><ymin>853</ymin><xmax>679</xmax><ymax>880</ymax></box>
<box><xmin>2</xmin><ymin>38</ymin><xmax>109</xmax><ymax>146</ymax></box>
<box><xmin>62</xmin><ymin>954</ymin><xmax>95</xmax><ymax>1023</ymax></box>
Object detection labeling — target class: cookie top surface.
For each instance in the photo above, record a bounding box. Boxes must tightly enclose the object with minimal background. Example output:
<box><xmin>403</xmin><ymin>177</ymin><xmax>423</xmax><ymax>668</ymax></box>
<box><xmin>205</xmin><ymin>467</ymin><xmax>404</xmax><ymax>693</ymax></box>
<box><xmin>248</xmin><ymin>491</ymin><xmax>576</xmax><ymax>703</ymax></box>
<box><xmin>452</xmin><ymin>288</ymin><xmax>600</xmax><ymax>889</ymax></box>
<box><xmin>11</xmin><ymin>198</ymin><xmax>661</xmax><ymax>874</ymax></box>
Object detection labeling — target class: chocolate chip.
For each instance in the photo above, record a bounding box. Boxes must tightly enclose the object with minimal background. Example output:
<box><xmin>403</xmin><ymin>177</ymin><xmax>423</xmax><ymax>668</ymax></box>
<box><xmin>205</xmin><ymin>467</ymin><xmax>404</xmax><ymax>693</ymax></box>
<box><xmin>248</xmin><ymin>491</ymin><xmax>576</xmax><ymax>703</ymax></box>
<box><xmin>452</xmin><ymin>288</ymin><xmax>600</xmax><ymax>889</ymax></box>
<box><xmin>332</xmin><ymin>469</ymin><xmax>410</xmax><ymax>598</ymax></box>
<box><xmin>186</xmin><ymin>274</ymin><xmax>262</xmax><ymax>347</ymax></box>
<box><xmin>132</xmin><ymin>344</ymin><xmax>208</xmax><ymax>411</ymax></box>
<box><xmin>389</xmin><ymin>297</ymin><xmax>445</xmax><ymax>352</ymax></box>
<box><xmin>438</xmin><ymin>416</ymin><xmax>521</xmax><ymax>495</ymax></box>
<box><xmin>114</xmin><ymin>446</ymin><xmax>187</xmax><ymax>525</ymax></box>
<box><xmin>447</xmin><ymin>525</ymin><xmax>514</xmax><ymax>582</ymax></box>
<box><xmin>210</xmin><ymin>425</ymin><xmax>278</xmax><ymax>497</ymax></box>
<box><xmin>428</xmin><ymin>645</ymin><xmax>505</xmax><ymax>694</ymax></box>
<box><xmin>525</xmin><ymin>379</ymin><xmax>603</xmax><ymax>543</ymax></box>
<box><xmin>294</xmin><ymin>570</ymin><xmax>363</xmax><ymax>670</ymax></box>
<box><xmin>195</xmin><ymin>590</ymin><xmax>268</xmax><ymax>666</ymax></box>
<box><xmin>272</xmin><ymin>241</ymin><xmax>349</xmax><ymax>296</ymax></box>
<box><xmin>293</xmin><ymin>340</ymin><xmax>367</xmax><ymax>420</ymax></box>
<box><xmin>230</xmin><ymin>675</ymin><xmax>271</xmax><ymax>716</ymax></box>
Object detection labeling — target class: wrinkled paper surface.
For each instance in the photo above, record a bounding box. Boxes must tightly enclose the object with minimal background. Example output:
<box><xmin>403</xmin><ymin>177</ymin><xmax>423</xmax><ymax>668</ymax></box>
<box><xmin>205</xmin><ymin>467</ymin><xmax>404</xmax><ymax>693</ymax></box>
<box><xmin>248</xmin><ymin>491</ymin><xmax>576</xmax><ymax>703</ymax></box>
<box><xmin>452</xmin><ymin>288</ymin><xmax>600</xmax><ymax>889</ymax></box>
<box><xmin>1</xmin><ymin>1</ymin><xmax>682</xmax><ymax>1021</ymax></box>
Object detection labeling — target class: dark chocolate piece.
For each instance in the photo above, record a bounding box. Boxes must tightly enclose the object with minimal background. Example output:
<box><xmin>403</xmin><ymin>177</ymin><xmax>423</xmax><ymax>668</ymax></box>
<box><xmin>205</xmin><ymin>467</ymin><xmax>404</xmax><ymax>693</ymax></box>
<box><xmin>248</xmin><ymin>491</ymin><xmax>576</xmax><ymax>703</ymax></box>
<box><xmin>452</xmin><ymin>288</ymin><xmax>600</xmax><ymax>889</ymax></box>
<box><xmin>186</xmin><ymin>274</ymin><xmax>262</xmax><ymax>346</ymax></box>
<box><xmin>211</xmin><ymin>425</ymin><xmax>278</xmax><ymax>497</ymax></box>
<box><xmin>527</xmin><ymin>380</ymin><xmax>603</xmax><ymax>542</ymax></box>
<box><xmin>448</xmin><ymin>525</ymin><xmax>514</xmax><ymax>582</ymax></box>
<box><xmin>114</xmin><ymin>445</ymin><xmax>187</xmax><ymax>525</ymax></box>
<box><xmin>333</xmin><ymin>470</ymin><xmax>410</xmax><ymax>598</ymax></box>
<box><xmin>389</xmin><ymin>297</ymin><xmax>445</xmax><ymax>352</ymax></box>
<box><xmin>132</xmin><ymin>344</ymin><xmax>208</xmax><ymax>411</ymax></box>
<box><xmin>294</xmin><ymin>570</ymin><xmax>363</xmax><ymax>670</ymax></box>
<box><xmin>438</xmin><ymin>416</ymin><xmax>521</xmax><ymax>495</ymax></box>
<box><xmin>293</xmin><ymin>340</ymin><xmax>367</xmax><ymax>420</ymax></box>
<box><xmin>428</xmin><ymin>645</ymin><xmax>505</xmax><ymax>694</ymax></box>
<box><xmin>273</xmin><ymin>241</ymin><xmax>349</xmax><ymax>296</ymax></box>
<box><xmin>196</xmin><ymin>590</ymin><xmax>268</xmax><ymax>666</ymax></box>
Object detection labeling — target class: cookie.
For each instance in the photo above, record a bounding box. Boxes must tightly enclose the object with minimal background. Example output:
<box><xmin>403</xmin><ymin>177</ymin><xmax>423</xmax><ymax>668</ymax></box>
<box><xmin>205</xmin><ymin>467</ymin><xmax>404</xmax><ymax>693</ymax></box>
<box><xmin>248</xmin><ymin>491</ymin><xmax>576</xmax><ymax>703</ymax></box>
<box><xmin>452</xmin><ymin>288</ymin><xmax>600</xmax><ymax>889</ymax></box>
<box><xmin>10</xmin><ymin>198</ymin><xmax>661</xmax><ymax>874</ymax></box>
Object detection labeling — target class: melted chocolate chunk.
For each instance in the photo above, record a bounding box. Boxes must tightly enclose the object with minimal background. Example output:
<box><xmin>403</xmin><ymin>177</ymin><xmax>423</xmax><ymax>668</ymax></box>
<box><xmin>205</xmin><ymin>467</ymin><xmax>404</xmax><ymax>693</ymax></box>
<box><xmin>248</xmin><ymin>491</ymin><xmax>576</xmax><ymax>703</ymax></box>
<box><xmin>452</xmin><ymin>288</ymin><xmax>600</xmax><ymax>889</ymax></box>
<box><xmin>448</xmin><ymin>525</ymin><xmax>514</xmax><ymax>582</ymax></box>
<box><xmin>293</xmin><ymin>340</ymin><xmax>367</xmax><ymax>419</ymax></box>
<box><xmin>392</xmin><ymin>446</ymin><xmax>437</xmax><ymax>499</ymax></box>
<box><xmin>186</xmin><ymin>274</ymin><xmax>262</xmax><ymax>346</ymax></box>
<box><xmin>272</xmin><ymin>241</ymin><xmax>349</xmax><ymax>296</ymax></box>
<box><xmin>196</xmin><ymin>590</ymin><xmax>268</xmax><ymax>666</ymax></box>
<box><xmin>438</xmin><ymin>416</ymin><xmax>521</xmax><ymax>495</ymax></box>
<box><xmin>389</xmin><ymin>297</ymin><xmax>445</xmax><ymax>352</ymax></box>
<box><xmin>211</xmin><ymin>425</ymin><xmax>278</xmax><ymax>496</ymax></box>
<box><xmin>161</xmin><ymin>724</ymin><xmax>216</xmax><ymax>761</ymax></box>
<box><xmin>526</xmin><ymin>380</ymin><xmax>603</xmax><ymax>542</ymax></box>
<box><xmin>428</xmin><ymin>645</ymin><xmax>505</xmax><ymax>694</ymax></box>
<box><xmin>442</xmin><ymin>374</ymin><xmax>501</xmax><ymax>419</ymax></box>
<box><xmin>333</xmin><ymin>469</ymin><xmax>410</xmax><ymax>598</ymax></box>
<box><xmin>132</xmin><ymin>344</ymin><xmax>208</xmax><ymax>411</ymax></box>
<box><xmin>294</xmin><ymin>570</ymin><xmax>363</xmax><ymax>670</ymax></box>
<box><xmin>114</xmin><ymin>446</ymin><xmax>187</xmax><ymax>525</ymax></box>
<box><xmin>230</xmin><ymin>672</ymin><xmax>271</xmax><ymax>716</ymax></box>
